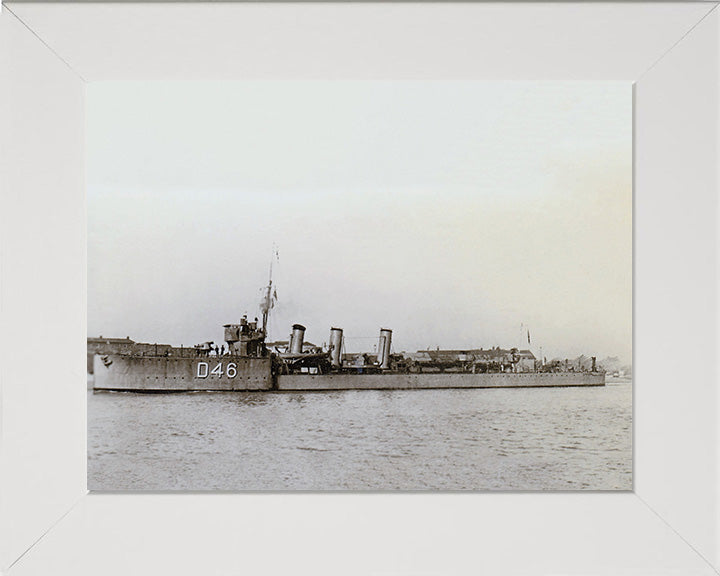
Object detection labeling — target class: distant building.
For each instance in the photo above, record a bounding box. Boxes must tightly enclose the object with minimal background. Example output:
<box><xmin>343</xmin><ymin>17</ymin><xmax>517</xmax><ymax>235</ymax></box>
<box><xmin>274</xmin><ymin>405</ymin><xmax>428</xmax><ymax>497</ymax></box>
<box><xmin>133</xmin><ymin>342</ymin><xmax>173</xmax><ymax>357</ymax></box>
<box><xmin>515</xmin><ymin>350</ymin><xmax>537</xmax><ymax>372</ymax></box>
<box><xmin>87</xmin><ymin>336</ymin><xmax>135</xmax><ymax>352</ymax></box>
<box><xmin>87</xmin><ymin>336</ymin><xmax>174</xmax><ymax>373</ymax></box>
<box><xmin>414</xmin><ymin>347</ymin><xmax>536</xmax><ymax>372</ymax></box>
<box><xmin>87</xmin><ymin>336</ymin><xmax>135</xmax><ymax>373</ymax></box>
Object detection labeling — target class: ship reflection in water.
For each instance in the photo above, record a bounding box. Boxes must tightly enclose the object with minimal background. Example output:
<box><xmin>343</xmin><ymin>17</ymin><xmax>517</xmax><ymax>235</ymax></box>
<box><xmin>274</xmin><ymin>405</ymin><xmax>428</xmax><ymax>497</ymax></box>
<box><xmin>88</xmin><ymin>381</ymin><xmax>632</xmax><ymax>491</ymax></box>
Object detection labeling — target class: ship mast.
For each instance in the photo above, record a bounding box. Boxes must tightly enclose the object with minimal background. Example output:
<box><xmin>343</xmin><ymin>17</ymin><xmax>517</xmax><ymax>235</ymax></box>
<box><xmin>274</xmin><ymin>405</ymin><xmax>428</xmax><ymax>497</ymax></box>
<box><xmin>261</xmin><ymin>245</ymin><xmax>278</xmax><ymax>335</ymax></box>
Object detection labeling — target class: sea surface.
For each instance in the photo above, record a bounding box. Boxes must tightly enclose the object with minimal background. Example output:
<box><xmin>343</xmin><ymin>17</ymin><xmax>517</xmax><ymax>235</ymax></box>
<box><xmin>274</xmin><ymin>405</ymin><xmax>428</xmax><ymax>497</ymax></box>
<box><xmin>88</xmin><ymin>380</ymin><xmax>632</xmax><ymax>491</ymax></box>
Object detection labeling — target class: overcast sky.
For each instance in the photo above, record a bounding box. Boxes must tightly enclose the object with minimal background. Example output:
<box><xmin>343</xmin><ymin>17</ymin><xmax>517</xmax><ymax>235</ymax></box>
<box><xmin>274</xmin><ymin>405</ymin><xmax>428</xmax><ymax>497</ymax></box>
<box><xmin>88</xmin><ymin>81</ymin><xmax>631</xmax><ymax>363</ymax></box>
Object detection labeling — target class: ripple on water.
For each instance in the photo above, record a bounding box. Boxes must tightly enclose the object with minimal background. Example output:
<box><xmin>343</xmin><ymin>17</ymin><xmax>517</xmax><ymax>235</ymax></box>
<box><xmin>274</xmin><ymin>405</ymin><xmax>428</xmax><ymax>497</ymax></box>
<box><xmin>88</xmin><ymin>383</ymin><xmax>632</xmax><ymax>491</ymax></box>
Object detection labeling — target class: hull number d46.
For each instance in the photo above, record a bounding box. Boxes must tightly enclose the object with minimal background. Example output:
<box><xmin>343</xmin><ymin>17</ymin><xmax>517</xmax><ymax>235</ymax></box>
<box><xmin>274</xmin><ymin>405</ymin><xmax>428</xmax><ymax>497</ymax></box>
<box><xmin>196</xmin><ymin>362</ymin><xmax>238</xmax><ymax>378</ymax></box>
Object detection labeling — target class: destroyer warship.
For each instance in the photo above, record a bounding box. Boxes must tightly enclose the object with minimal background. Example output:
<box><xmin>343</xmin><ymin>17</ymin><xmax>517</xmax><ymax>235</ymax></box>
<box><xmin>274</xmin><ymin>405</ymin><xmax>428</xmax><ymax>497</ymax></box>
<box><xmin>91</xmin><ymin>266</ymin><xmax>606</xmax><ymax>392</ymax></box>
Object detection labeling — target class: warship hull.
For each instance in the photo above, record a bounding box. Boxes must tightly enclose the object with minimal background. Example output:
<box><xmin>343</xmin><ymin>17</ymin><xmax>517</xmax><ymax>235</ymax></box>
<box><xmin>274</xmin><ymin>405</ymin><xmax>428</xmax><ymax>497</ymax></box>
<box><xmin>93</xmin><ymin>354</ymin><xmax>604</xmax><ymax>392</ymax></box>
<box><xmin>277</xmin><ymin>372</ymin><xmax>605</xmax><ymax>390</ymax></box>
<box><xmin>93</xmin><ymin>354</ymin><xmax>273</xmax><ymax>391</ymax></box>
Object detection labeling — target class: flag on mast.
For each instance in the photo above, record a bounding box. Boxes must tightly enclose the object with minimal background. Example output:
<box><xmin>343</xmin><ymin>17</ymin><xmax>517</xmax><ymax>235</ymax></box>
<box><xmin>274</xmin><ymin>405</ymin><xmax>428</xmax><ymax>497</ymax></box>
<box><xmin>527</xmin><ymin>330</ymin><xmax>531</xmax><ymax>345</ymax></box>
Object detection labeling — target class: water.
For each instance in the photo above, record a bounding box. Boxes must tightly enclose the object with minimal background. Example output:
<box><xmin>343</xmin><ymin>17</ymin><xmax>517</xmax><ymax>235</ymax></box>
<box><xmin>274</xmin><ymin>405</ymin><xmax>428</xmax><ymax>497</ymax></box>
<box><xmin>88</xmin><ymin>381</ymin><xmax>632</xmax><ymax>491</ymax></box>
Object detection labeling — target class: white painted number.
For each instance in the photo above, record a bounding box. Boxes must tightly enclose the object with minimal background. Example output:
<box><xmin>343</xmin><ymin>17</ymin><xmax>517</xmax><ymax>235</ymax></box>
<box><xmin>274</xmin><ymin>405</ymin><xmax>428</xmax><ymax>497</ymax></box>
<box><xmin>198</xmin><ymin>361</ymin><xmax>235</xmax><ymax>378</ymax></box>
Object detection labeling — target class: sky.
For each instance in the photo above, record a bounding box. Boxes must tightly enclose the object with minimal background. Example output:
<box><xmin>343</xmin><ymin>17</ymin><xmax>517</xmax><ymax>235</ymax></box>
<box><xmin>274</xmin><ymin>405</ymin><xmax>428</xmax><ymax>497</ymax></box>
<box><xmin>87</xmin><ymin>81</ymin><xmax>631</xmax><ymax>363</ymax></box>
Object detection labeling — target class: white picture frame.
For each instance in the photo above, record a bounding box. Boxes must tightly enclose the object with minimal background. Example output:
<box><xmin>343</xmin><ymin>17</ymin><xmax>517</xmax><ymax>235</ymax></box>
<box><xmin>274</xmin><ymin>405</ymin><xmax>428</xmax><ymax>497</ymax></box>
<box><xmin>0</xmin><ymin>2</ymin><xmax>718</xmax><ymax>574</ymax></box>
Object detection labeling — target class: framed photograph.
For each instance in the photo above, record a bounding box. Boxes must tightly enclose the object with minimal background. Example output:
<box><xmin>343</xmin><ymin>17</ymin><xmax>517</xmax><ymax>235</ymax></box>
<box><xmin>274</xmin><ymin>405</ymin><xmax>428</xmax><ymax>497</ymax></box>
<box><xmin>1</xmin><ymin>2</ymin><xmax>718</xmax><ymax>574</ymax></box>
